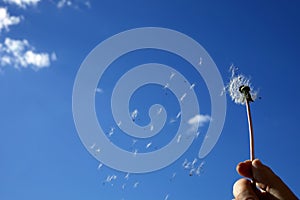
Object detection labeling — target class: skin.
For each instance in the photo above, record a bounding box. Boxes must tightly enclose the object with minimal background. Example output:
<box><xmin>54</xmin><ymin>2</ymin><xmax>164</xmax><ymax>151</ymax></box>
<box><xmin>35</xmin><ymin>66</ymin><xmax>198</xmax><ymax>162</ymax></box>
<box><xmin>233</xmin><ymin>159</ymin><xmax>298</xmax><ymax>200</ymax></box>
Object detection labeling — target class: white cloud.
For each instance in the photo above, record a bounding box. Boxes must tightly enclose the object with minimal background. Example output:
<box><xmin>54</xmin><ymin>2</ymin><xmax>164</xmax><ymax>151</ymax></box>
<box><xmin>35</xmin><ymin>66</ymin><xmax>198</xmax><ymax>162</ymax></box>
<box><xmin>0</xmin><ymin>37</ymin><xmax>55</xmax><ymax>70</ymax></box>
<box><xmin>188</xmin><ymin>114</ymin><xmax>211</xmax><ymax>127</ymax></box>
<box><xmin>24</xmin><ymin>50</ymin><xmax>50</xmax><ymax>68</ymax></box>
<box><xmin>3</xmin><ymin>0</ymin><xmax>41</xmax><ymax>8</ymax></box>
<box><xmin>0</xmin><ymin>7</ymin><xmax>22</xmax><ymax>33</ymax></box>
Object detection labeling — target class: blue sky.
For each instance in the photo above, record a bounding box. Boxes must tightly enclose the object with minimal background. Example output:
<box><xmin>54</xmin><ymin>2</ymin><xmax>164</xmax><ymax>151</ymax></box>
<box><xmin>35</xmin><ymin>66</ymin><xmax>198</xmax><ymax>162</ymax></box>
<box><xmin>0</xmin><ymin>0</ymin><xmax>299</xmax><ymax>199</ymax></box>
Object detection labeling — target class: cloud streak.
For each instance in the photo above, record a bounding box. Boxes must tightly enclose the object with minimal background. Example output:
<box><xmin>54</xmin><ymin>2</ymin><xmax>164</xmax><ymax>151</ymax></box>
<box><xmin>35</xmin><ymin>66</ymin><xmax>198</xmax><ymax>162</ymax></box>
<box><xmin>3</xmin><ymin>0</ymin><xmax>41</xmax><ymax>8</ymax></box>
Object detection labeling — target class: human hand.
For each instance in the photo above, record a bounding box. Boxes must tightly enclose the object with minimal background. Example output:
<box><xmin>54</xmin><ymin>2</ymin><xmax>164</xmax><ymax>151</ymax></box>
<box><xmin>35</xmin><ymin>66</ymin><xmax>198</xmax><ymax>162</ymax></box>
<box><xmin>233</xmin><ymin>159</ymin><xmax>298</xmax><ymax>200</ymax></box>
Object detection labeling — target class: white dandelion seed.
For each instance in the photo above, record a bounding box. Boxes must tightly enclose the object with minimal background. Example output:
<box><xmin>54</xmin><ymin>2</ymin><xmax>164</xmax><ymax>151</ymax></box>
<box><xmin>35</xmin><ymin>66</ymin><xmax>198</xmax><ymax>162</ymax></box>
<box><xmin>122</xmin><ymin>183</ymin><xmax>126</xmax><ymax>190</ymax></box>
<box><xmin>180</xmin><ymin>93</ymin><xmax>187</xmax><ymax>102</ymax></box>
<box><xmin>176</xmin><ymin>111</ymin><xmax>181</xmax><ymax>119</ymax></box>
<box><xmin>177</xmin><ymin>134</ymin><xmax>182</xmax><ymax>143</ymax></box>
<box><xmin>90</xmin><ymin>143</ymin><xmax>96</xmax><ymax>149</ymax></box>
<box><xmin>164</xmin><ymin>194</ymin><xmax>170</xmax><ymax>200</ymax></box>
<box><xmin>131</xmin><ymin>109</ymin><xmax>138</xmax><ymax>120</ymax></box>
<box><xmin>95</xmin><ymin>88</ymin><xmax>103</xmax><ymax>93</ymax></box>
<box><xmin>133</xmin><ymin>149</ymin><xmax>138</xmax><ymax>156</ymax></box>
<box><xmin>163</xmin><ymin>83</ymin><xmax>169</xmax><ymax>89</ymax></box>
<box><xmin>132</xmin><ymin>139</ymin><xmax>138</xmax><ymax>146</ymax></box>
<box><xmin>97</xmin><ymin>163</ymin><xmax>103</xmax><ymax>170</ymax></box>
<box><xmin>133</xmin><ymin>181</ymin><xmax>139</xmax><ymax>188</ymax></box>
<box><xmin>117</xmin><ymin>121</ymin><xmax>122</xmax><ymax>127</ymax></box>
<box><xmin>182</xmin><ymin>159</ymin><xmax>188</xmax><ymax>167</ymax></box>
<box><xmin>108</xmin><ymin>127</ymin><xmax>115</xmax><ymax>137</ymax></box>
<box><xmin>190</xmin><ymin>83</ymin><xmax>196</xmax><ymax>90</ymax></box>
<box><xmin>192</xmin><ymin>158</ymin><xmax>198</xmax><ymax>167</ymax></box>
<box><xmin>146</xmin><ymin>142</ymin><xmax>152</xmax><ymax>149</ymax></box>
<box><xmin>189</xmin><ymin>168</ymin><xmax>195</xmax><ymax>176</ymax></box>
<box><xmin>198</xmin><ymin>57</ymin><xmax>203</xmax><ymax>65</ymax></box>
<box><xmin>150</xmin><ymin>124</ymin><xmax>154</xmax><ymax>131</ymax></box>
<box><xmin>170</xmin><ymin>172</ymin><xmax>176</xmax><ymax>181</ymax></box>
<box><xmin>169</xmin><ymin>118</ymin><xmax>176</xmax><ymax>124</ymax></box>
<box><xmin>195</xmin><ymin>161</ymin><xmax>205</xmax><ymax>176</ymax></box>
<box><xmin>106</xmin><ymin>175</ymin><xmax>117</xmax><ymax>182</ymax></box>
<box><xmin>157</xmin><ymin>107</ymin><xmax>163</xmax><ymax>115</ymax></box>
<box><xmin>195</xmin><ymin>131</ymin><xmax>200</xmax><ymax>139</ymax></box>
<box><xmin>124</xmin><ymin>173</ymin><xmax>130</xmax><ymax>180</ymax></box>
<box><xmin>169</xmin><ymin>72</ymin><xmax>176</xmax><ymax>80</ymax></box>
<box><xmin>95</xmin><ymin>148</ymin><xmax>101</xmax><ymax>154</ymax></box>
<box><xmin>225</xmin><ymin>65</ymin><xmax>257</xmax><ymax>105</ymax></box>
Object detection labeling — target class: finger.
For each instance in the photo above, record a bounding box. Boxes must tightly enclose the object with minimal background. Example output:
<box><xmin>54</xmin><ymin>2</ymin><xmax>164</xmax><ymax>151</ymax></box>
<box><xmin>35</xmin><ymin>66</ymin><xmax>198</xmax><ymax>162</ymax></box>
<box><xmin>236</xmin><ymin>160</ymin><xmax>253</xmax><ymax>178</ymax></box>
<box><xmin>252</xmin><ymin>159</ymin><xmax>298</xmax><ymax>200</ymax></box>
<box><xmin>233</xmin><ymin>178</ymin><xmax>259</xmax><ymax>200</ymax></box>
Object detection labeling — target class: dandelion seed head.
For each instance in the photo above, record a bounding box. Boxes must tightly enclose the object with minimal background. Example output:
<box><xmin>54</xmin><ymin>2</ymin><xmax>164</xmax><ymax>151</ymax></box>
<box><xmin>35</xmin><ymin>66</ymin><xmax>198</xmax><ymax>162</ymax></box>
<box><xmin>226</xmin><ymin>66</ymin><xmax>257</xmax><ymax>105</ymax></box>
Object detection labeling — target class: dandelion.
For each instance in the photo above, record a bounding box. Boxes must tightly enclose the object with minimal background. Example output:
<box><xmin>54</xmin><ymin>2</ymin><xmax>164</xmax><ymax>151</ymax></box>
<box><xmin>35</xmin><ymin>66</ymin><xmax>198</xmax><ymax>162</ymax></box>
<box><xmin>108</xmin><ymin>127</ymin><xmax>115</xmax><ymax>137</ymax></box>
<box><xmin>189</xmin><ymin>83</ymin><xmax>196</xmax><ymax>90</ymax></box>
<box><xmin>146</xmin><ymin>142</ymin><xmax>152</xmax><ymax>149</ymax></box>
<box><xmin>180</xmin><ymin>93</ymin><xmax>187</xmax><ymax>102</ymax></box>
<box><xmin>226</xmin><ymin>65</ymin><xmax>257</xmax><ymax>105</ymax></box>
<box><xmin>183</xmin><ymin>160</ymin><xmax>191</xmax><ymax>169</ymax></box>
<box><xmin>150</xmin><ymin>124</ymin><xmax>154</xmax><ymax>131</ymax></box>
<box><xmin>157</xmin><ymin>107</ymin><xmax>163</xmax><ymax>115</ymax></box>
<box><xmin>133</xmin><ymin>181</ymin><xmax>139</xmax><ymax>188</ymax></box>
<box><xmin>124</xmin><ymin>173</ymin><xmax>130</xmax><ymax>180</ymax></box>
<box><xmin>95</xmin><ymin>148</ymin><xmax>101</xmax><ymax>154</ymax></box>
<box><xmin>176</xmin><ymin>111</ymin><xmax>181</xmax><ymax>119</ymax></box>
<box><xmin>132</xmin><ymin>139</ymin><xmax>138</xmax><ymax>146</ymax></box>
<box><xmin>90</xmin><ymin>143</ymin><xmax>96</xmax><ymax>149</ymax></box>
<box><xmin>191</xmin><ymin>158</ymin><xmax>198</xmax><ymax>167</ymax></box>
<box><xmin>131</xmin><ymin>109</ymin><xmax>138</xmax><ymax>121</ymax></box>
<box><xmin>170</xmin><ymin>172</ymin><xmax>176</xmax><ymax>181</ymax></box>
<box><xmin>133</xmin><ymin>149</ymin><xmax>138</xmax><ymax>156</ymax></box>
<box><xmin>97</xmin><ymin>162</ymin><xmax>103</xmax><ymax>170</ymax></box>
<box><xmin>195</xmin><ymin>161</ymin><xmax>205</xmax><ymax>176</ymax></box>
<box><xmin>176</xmin><ymin>134</ymin><xmax>182</xmax><ymax>143</ymax></box>
<box><xmin>198</xmin><ymin>57</ymin><xmax>203</xmax><ymax>65</ymax></box>
<box><xmin>226</xmin><ymin>65</ymin><xmax>257</xmax><ymax>161</ymax></box>
<box><xmin>163</xmin><ymin>83</ymin><xmax>169</xmax><ymax>89</ymax></box>
<box><xmin>95</xmin><ymin>87</ymin><xmax>103</xmax><ymax>93</ymax></box>
<box><xmin>106</xmin><ymin>175</ymin><xmax>117</xmax><ymax>182</ymax></box>
<box><xmin>189</xmin><ymin>168</ymin><xmax>195</xmax><ymax>176</ymax></box>
<box><xmin>169</xmin><ymin>118</ymin><xmax>176</xmax><ymax>124</ymax></box>
<box><xmin>169</xmin><ymin>72</ymin><xmax>176</xmax><ymax>80</ymax></box>
<box><xmin>117</xmin><ymin>121</ymin><xmax>122</xmax><ymax>127</ymax></box>
<box><xmin>164</xmin><ymin>194</ymin><xmax>170</xmax><ymax>200</ymax></box>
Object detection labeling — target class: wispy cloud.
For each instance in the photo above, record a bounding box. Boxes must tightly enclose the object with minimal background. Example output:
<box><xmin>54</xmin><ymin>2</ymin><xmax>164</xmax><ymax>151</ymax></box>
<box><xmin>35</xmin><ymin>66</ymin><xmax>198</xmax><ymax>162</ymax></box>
<box><xmin>57</xmin><ymin>0</ymin><xmax>91</xmax><ymax>9</ymax></box>
<box><xmin>0</xmin><ymin>38</ymin><xmax>56</xmax><ymax>70</ymax></box>
<box><xmin>3</xmin><ymin>0</ymin><xmax>41</xmax><ymax>8</ymax></box>
<box><xmin>0</xmin><ymin>7</ymin><xmax>22</xmax><ymax>33</ymax></box>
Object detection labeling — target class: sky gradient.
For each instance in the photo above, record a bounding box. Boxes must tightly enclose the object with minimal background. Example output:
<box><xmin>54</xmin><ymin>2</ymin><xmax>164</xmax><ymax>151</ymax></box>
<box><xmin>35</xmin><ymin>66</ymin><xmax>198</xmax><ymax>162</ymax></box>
<box><xmin>0</xmin><ymin>1</ymin><xmax>299</xmax><ymax>199</ymax></box>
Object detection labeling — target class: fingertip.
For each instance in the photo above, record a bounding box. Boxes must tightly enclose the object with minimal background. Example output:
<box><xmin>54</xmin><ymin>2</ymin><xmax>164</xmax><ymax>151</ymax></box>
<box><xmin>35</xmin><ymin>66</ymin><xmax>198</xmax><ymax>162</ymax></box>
<box><xmin>236</xmin><ymin>160</ymin><xmax>252</xmax><ymax>178</ymax></box>
<box><xmin>252</xmin><ymin>159</ymin><xmax>263</xmax><ymax>168</ymax></box>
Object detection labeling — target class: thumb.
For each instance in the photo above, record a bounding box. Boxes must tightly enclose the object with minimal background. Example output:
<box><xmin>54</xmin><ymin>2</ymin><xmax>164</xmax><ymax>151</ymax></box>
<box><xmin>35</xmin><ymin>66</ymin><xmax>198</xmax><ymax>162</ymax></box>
<box><xmin>252</xmin><ymin>159</ymin><xmax>297</xmax><ymax>200</ymax></box>
<box><xmin>233</xmin><ymin>179</ymin><xmax>259</xmax><ymax>200</ymax></box>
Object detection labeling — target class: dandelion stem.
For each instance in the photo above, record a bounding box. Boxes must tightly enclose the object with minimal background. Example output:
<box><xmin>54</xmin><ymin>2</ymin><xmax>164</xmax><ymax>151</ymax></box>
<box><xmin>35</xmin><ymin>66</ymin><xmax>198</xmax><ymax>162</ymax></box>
<box><xmin>245</xmin><ymin>99</ymin><xmax>255</xmax><ymax>161</ymax></box>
